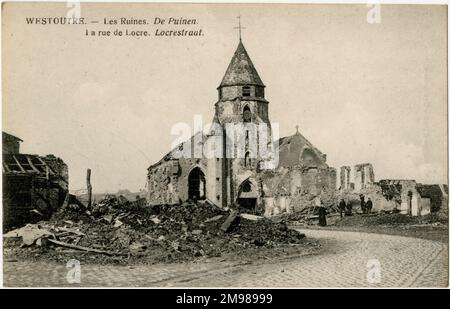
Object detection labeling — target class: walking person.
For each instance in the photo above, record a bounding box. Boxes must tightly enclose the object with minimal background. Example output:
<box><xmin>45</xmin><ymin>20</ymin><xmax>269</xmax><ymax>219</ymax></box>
<box><xmin>366</xmin><ymin>197</ymin><xmax>373</xmax><ymax>214</ymax></box>
<box><xmin>360</xmin><ymin>195</ymin><xmax>366</xmax><ymax>214</ymax></box>
<box><xmin>315</xmin><ymin>195</ymin><xmax>327</xmax><ymax>226</ymax></box>
<box><xmin>338</xmin><ymin>198</ymin><xmax>346</xmax><ymax>218</ymax></box>
<box><xmin>345</xmin><ymin>200</ymin><xmax>353</xmax><ymax>216</ymax></box>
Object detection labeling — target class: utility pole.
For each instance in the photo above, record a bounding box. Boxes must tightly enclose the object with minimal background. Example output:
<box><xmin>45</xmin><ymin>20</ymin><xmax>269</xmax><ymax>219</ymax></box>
<box><xmin>86</xmin><ymin>168</ymin><xmax>92</xmax><ymax>208</ymax></box>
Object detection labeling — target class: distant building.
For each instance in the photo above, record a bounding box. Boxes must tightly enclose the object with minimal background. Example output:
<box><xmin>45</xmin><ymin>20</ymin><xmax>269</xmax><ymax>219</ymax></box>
<box><xmin>339</xmin><ymin>163</ymin><xmax>447</xmax><ymax>216</ymax></box>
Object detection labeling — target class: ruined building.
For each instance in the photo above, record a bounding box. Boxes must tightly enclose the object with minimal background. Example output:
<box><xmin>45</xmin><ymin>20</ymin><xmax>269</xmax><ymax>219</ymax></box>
<box><xmin>338</xmin><ymin>164</ymin><xmax>448</xmax><ymax>216</ymax></box>
<box><xmin>147</xmin><ymin>39</ymin><xmax>337</xmax><ymax>216</ymax></box>
<box><xmin>354</xmin><ymin>163</ymin><xmax>375</xmax><ymax>191</ymax></box>
<box><xmin>2</xmin><ymin>132</ymin><xmax>69</xmax><ymax>231</ymax></box>
<box><xmin>340</xmin><ymin>166</ymin><xmax>351</xmax><ymax>190</ymax></box>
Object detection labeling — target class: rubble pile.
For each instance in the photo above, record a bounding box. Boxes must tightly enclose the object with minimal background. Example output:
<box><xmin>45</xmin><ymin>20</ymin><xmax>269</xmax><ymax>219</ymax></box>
<box><xmin>334</xmin><ymin>212</ymin><xmax>447</xmax><ymax>227</ymax></box>
<box><xmin>4</xmin><ymin>197</ymin><xmax>307</xmax><ymax>264</ymax></box>
<box><xmin>273</xmin><ymin>206</ymin><xmax>446</xmax><ymax>228</ymax></box>
<box><xmin>272</xmin><ymin>205</ymin><xmax>341</xmax><ymax>226</ymax></box>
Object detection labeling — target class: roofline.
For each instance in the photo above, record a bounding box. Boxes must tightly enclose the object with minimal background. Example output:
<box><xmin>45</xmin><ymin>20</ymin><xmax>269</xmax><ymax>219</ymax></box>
<box><xmin>217</xmin><ymin>83</ymin><xmax>266</xmax><ymax>90</ymax></box>
<box><xmin>278</xmin><ymin>132</ymin><xmax>325</xmax><ymax>157</ymax></box>
<box><xmin>2</xmin><ymin>131</ymin><xmax>23</xmax><ymax>142</ymax></box>
<box><xmin>147</xmin><ymin>131</ymin><xmax>207</xmax><ymax>170</ymax></box>
<box><xmin>215</xmin><ymin>97</ymin><xmax>269</xmax><ymax>105</ymax></box>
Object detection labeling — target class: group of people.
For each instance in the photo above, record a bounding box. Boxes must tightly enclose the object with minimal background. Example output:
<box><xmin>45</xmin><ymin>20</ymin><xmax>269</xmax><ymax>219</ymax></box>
<box><xmin>338</xmin><ymin>198</ymin><xmax>352</xmax><ymax>217</ymax></box>
<box><xmin>314</xmin><ymin>194</ymin><xmax>374</xmax><ymax>227</ymax></box>
<box><xmin>338</xmin><ymin>195</ymin><xmax>373</xmax><ymax>218</ymax></box>
<box><xmin>360</xmin><ymin>195</ymin><xmax>373</xmax><ymax>214</ymax></box>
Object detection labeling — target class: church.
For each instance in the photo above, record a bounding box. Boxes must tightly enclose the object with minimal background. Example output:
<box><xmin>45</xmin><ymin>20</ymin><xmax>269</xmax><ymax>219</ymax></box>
<box><xmin>147</xmin><ymin>36</ymin><xmax>337</xmax><ymax>216</ymax></box>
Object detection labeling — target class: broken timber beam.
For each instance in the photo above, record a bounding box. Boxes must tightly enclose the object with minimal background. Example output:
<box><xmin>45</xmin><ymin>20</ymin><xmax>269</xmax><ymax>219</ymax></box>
<box><xmin>220</xmin><ymin>210</ymin><xmax>239</xmax><ymax>233</ymax></box>
<box><xmin>47</xmin><ymin>238</ymin><xmax>123</xmax><ymax>256</ymax></box>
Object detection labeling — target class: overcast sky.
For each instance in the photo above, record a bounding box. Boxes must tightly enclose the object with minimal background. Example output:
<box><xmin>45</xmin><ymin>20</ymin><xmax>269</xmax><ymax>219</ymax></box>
<box><xmin>2</xmin><ymin>3</ymin><xmax>447</xmax><ymax>193</ymax></box>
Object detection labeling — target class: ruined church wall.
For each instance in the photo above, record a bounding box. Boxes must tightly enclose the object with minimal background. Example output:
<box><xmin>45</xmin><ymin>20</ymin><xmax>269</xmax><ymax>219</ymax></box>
<box><xmin>147</xmin><ymin>160</ymin><xmax>181</xmax><ymax>205</ymax></box>
<box><xmin>147</xmin><ymin>157</ymin><xmax>222</xmax><ymax>206</ymax></box>
<box><xmin>260</xmin><ymin>166</ymin><xmax>337</xmax><ymax>217</ymax></box>
<box><xmin>204</xmin><ymin>157</ymin><xmax>222</xmax><ymax>206</ymax></box>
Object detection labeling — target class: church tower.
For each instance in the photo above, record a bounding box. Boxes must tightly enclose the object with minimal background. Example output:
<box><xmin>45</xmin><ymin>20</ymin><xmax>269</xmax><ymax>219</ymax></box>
<box><xmin>147</xmin><ymin>26</ymin><xmax>337</xmax><ymax>215</ymax></box>
<box><xmin>213</xmin><ymin>38</ymin><xmax>272</xmax><ymax>209</ymax></box>
<box><xmin>214</xmin><ymin>39</ymin><xmax>270</xmax><ymax>127</ymax></box>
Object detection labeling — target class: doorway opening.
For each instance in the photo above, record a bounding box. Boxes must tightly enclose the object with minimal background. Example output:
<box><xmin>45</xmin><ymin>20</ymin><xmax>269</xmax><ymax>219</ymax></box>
<box><xmin>237</xmin><ymin>179</ymin><xmax>258</xmax><ymax>214</ymax></box>
<box><xmin>407</xmin><ymin>191</ymin><xmax>413</xmax><ymax>215</ymax></box>
<box><xmin>188</xmin><ymin>167</ymin><xmax>206</xmax><ymax>201</ymax></box>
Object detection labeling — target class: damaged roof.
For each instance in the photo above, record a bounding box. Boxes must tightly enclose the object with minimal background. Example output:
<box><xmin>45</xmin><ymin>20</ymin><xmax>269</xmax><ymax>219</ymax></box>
<box><xmin>3</xmin><ymin>154</ymin><xmax>55</xmax><ymax>175</ymax></box>
<box><xmin>148</xmin><ymin>131</ymin><xmax>207</xmax><ymax>170</ymax></box>
<box><xmin>219</xmin><ymin>40</ymin><xmax>265</xmax><ymax>88</ymax></box>
<box><xmin>277</xmin><ymin>131</ymin><xmax>328</xmax><ymax>168</ymax></box>
<box><xmin>278</xmin><ymin>131</ymin><xmax>326</xmax><ymax>158</ymax></box>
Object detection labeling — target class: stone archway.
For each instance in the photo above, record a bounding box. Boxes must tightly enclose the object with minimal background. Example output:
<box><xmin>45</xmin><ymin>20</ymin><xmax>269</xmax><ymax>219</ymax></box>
<box><xmin>188</xmin><ymin>167</ymin><xmax>206</xmax><ymax>201</ymax></box>
<box><xmin>237</xmin><ymin>178</ymin><xmax>258</xmax><ymax>214</ymax></box>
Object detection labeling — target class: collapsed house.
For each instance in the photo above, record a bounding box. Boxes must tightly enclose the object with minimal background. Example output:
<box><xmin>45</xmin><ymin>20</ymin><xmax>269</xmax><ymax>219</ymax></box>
<box><xmin>147</xmin><ymin>39</ymin><xmax>337</xmax><ymax>216</ymax></box>
<box><xmin>338</xmin><ymin>163</ymin><xmax>448</xmax><ymax>216</ymax></box>
<box><xmin>2</xmin><ymin>132</ymin><xmax>69</xmax><ymax>231</ymax></box>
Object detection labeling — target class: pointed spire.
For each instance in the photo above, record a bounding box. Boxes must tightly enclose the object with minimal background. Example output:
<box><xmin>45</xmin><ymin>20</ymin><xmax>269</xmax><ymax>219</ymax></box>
<box><xmin>219</xmin><ymin>40</ymin><xmax>265</xmax><ymax>88</ymax></box>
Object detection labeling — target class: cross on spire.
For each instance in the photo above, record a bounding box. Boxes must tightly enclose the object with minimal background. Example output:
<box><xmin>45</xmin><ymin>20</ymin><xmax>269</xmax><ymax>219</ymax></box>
<box><xmin>295</xmin><ymin>125</ymin><xmax>300</xmax><ymax>134</ymax></box>
<box><xmin>234</xmin><ymin>15</ymin><xmax>246</xmax><ymax>41</ymax></box>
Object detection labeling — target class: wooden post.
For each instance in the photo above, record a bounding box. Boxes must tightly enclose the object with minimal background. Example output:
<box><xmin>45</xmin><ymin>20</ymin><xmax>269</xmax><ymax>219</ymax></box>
<box><xmin>86</xmin><ymin>168</ymin><xmax>92</xmax><ymax>208</ymax></box>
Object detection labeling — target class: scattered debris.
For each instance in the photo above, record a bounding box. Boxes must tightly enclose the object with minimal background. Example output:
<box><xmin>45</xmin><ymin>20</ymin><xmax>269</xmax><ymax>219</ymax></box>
<box><xmin>334</xmin><ymin>212</ymin><xmax>448</xmax><ymax>227</ymax></box>
<box><xmin>4</xmin><ymin>224</ymin><xmax>54</xmax><ymax>246</ymax></box>
<box><xmin>272</xmin><ymin>204</ymin><xmax>344</xmax><ymax>226</ymax></box>
<box><xmin>129</xmin><ymin>242</ymin><xmax>147</xmax><ymax>256</ymax></box>
<box><xmin>30</xmin><ymin>209</ymin><xmax>44</xmax><ymax>217</ymax></box>
<box><xmin>113</xmin><ymin>219</ymin><xmax>123</xmax><ymax>228</ymax></box>
<box><xmin>149</xmin><ymin>216</ymin><xmax>161</xmax><ymax>224</ymax></box>
<box><xmin>36</xmin><ymin>238</ymin><xmax>48</xmax><ymax>247</ymax></box>
<box><xmin>47</xmin><ymin>238</ymin><xmax>123</xmax><ymax>256</ymax></box>
<box><xmin>102</xmin><ymin>214</ymin><xmax>113</xmax><ymax>224</ymax></box>
<box><xmin>240</xmin><ymin>213</ymin><xmax>263</xmax><ymax>221</ymax></box>
<box><xmin>220</xmin><ymin>210</ymin><xmax>239</xmax><ymax>233</ymax></box>
<box><xmin>4</xmin><ymin>196</ymin><xmax>307</xmax><ymax>264</ymax></box>
<box><xmin>205</xmin><ymin>215</ymin><xmax>223</xmax><ymax>223</ymax></box>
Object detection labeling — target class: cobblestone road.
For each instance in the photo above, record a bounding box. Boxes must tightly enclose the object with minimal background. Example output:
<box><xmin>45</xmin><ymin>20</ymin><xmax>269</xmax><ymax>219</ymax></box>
<box><xmin>3</xmin><ymin>229</ymin><xmax>448</xmax><ymax>287</ymax></box>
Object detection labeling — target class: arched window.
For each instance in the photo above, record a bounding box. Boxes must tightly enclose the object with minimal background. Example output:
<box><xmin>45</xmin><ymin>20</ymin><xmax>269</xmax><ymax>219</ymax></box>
<box><xmin>243</xmin><ymin>105</ymin><xmax>251</xmax><ymax>123</ymax></box>
<box><xmin>244</xmin><ymin>151</ymin><xmax>251</xmax><ymax>167</ymax></box>
<box><xmin>241</xmin><ymin>180</ymin><xmax>252</xmax><ymax>192</ymax></box>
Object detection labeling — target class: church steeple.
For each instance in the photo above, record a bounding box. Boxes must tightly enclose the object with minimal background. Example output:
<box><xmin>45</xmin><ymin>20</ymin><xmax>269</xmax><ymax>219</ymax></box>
<box><xmin>214</xmin><ymin>38</ymin><xmax>270</xmax><ymax>127</ymax></box>
<box><xmin>219</xmin><ymin>40</ymin><xmax>265</xmax><ymax>89</ymax></box>
<box><xmin>217</xmin><ymin>40</ymin><xmax>266</xmax><ymax>102</ymax></box>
